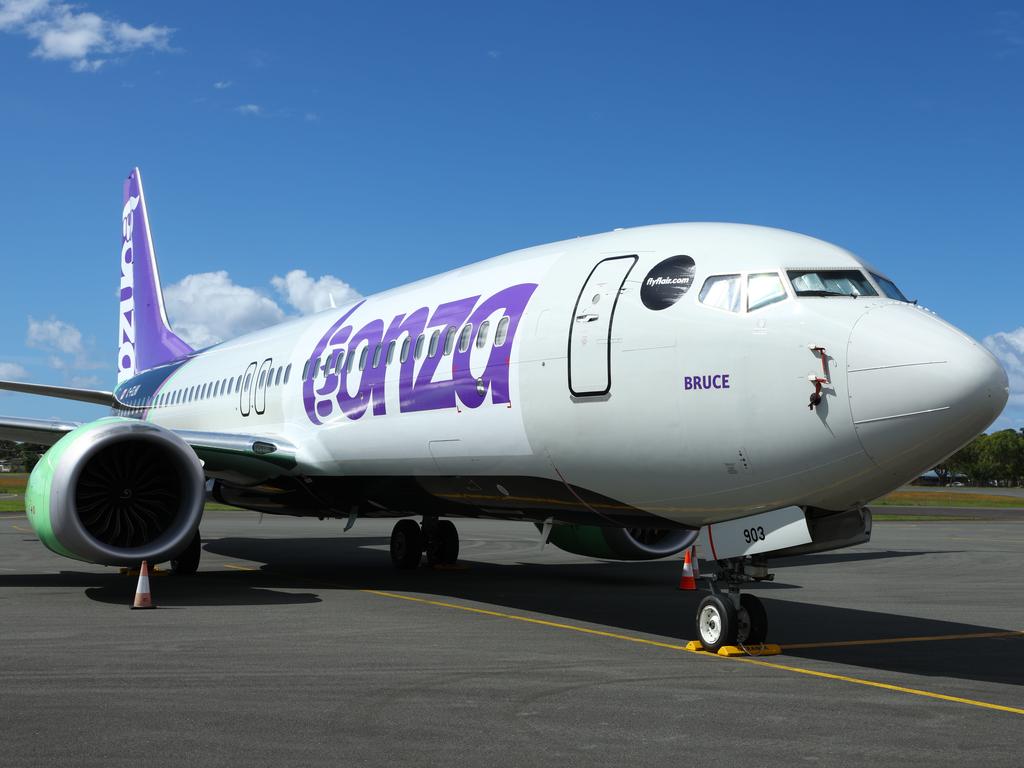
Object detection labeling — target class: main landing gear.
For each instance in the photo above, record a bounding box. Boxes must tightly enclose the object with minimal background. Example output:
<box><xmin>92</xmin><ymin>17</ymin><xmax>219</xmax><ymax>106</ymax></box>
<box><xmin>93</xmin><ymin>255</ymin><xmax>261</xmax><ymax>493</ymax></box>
<box><xmin>170</xmin><ymin>530</ymin><xmax>202</xmax><ymax>575</ymax></box>
<box><xmin>390</xmin><ymin>518</ymin><xmax>460</xmax><ymax>569</ymax></box>
<box><xmin>693</xmin><ymin>556</ymin><xmax>771</xmax><ymax>652</ymax></box>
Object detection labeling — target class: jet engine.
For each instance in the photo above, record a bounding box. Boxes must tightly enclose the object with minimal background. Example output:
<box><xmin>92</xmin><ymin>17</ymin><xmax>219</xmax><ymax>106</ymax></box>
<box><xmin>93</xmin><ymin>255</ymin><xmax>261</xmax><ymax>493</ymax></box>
<box><xmin>24</xmin><ymin>418</ymin><xmax>205</xmax><ymax>566</ymax></box>
<box><xmin>545</xmin><ymin>523</ymin><xmax>698</xmax><ymax>560</ymax></box>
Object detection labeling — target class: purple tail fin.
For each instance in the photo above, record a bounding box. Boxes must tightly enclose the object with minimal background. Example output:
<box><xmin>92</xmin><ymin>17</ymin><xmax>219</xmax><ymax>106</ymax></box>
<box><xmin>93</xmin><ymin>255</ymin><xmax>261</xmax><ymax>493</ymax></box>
<box><xmin>117</xmin><ymin>168</ymin><xmax>193</xmax><ymax>383</ymax></box>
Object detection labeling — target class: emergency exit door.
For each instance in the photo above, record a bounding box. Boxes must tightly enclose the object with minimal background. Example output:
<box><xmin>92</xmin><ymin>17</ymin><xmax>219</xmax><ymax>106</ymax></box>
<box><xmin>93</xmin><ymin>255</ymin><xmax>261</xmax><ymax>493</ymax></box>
<box><xmin>568</xmin><ymin>255</ymin><xmax>637</xmax><ymax>396</ymax></box>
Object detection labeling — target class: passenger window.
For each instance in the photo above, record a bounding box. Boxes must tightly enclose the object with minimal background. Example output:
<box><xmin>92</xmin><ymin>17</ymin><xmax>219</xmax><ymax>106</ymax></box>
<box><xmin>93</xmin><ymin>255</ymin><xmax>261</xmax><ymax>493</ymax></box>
<box><xmin>346</xmin><ymin>349</ymin><xmax>355</xmax><ymax>373</ymax></box>
<box><xmin>400</xmin><ymin>337</ymin><xmax>410</xmax><ymax>363</ymax></box>
<box><xmin>443</xmin><ymin>327</ymin><xmax>456</xmax><ymax>356</ymax></box>
<box><xmin>386</xmin><ymin>340</ymin><xmax>395</xmax><ymax>365</ymax></box>
<box><xmin>213</xmin><ymin>382</ymin><xmax>219</xmax><ymax>398</ymax></box>
<box><xmin>372</xmin><ymin>344</ymin><xmax>382</xmax><ymax>368</ymax></box>
<box><xmin>258</xmin><ymin>371</ymin><xmax>266</xmax><ymax>388</ymax></box>
<box><xmin>283</xmin><ymin>364</ymin><xmax>292</xmax><ymax>384</ymax></box>
<box><xmin>699</xmin><ymin>275</ymin><xmax>742</xmax><ymax>313</ymax></box>
<box><xmin>415</xmin><ymin>334</ymin><xmax>425</xmax><ymax>359</ymax></box>
<box><xmin>302</xmin><ymin>360</ymin><xmax>310</xmax><ymax>380</ymax></box>
<box><xmin>747</xmin><ymin>273</ymin><xmax>787</xmax><ymax>311</ymax></box>
<box><xmin>275</xmin><ymin>368</ymin><xmax>283</xmax><ymax>386</ymax></box>
<box><xmin>428</xmin><ymin>330</ymin><xmax>440</xmax><ymax>357</ymax></box>
<box><xmin>495</xmin><ymin>316</ymin><xmax>510</xmax><ymax>346</ymax></box>
<box><xmin>359</xmin><ymin>346</ymin><xmax>368</xmax><ymax>371</ymax></box>
<box><xmin>267</xmin><ymin>367</ymin><xmax>275</xmax><ymax>384</ymax></box>
<box><xmin>458</xmin><ymin>324</ymin><xmax>472</xmax><ymax>353</ymax></box>
<box><xmin>244</xmin><ymin>374</ymin><xmax>252</xmax><ymax>390</ymax></box>
<box><xmin>334</xmin><ymin>351</ymin><xmax>345</xmax><ymax>374</ymax></box>
<box><xmin>476</xmin><ymin>320</ymin><xmax>490</xmax><ymax>349</ymax></box>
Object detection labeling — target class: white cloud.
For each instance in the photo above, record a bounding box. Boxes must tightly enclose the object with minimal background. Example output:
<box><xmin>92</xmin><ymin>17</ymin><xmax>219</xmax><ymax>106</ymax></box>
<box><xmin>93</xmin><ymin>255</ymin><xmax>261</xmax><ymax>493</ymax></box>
<box><xmin>271</xmin><ymin>270</ymin><xmax>361</xmax><ymax>315</ymax></box>
<box><xmin>213</xmin><ymin>79</ymin><xmax>232</xmax><ymax>89</ymax></box>
<box><xmin>304</xmin><ymin>111</ymin><xmax>318</xmax><ymax>122</ymax></box>
<box><xmin>164</xmin><ymin>271</ymin><xmax>285</xmax><ymax>348</ymax></box>
<box><xmin>162</xmin><ymin>270</ymin><xmax>361</xmax><ymax>348</ymax></box>
<box><xmin>236</xmin><ymin>103</ymin><xmax>261</xmax><ymax>116</ymax></box>
<box><xmin>0</xmin><ymin>362</ymin><xmax>29</xmax><ymax>381</ymax></box>
<box><xmin>25</xmin><ymin>315</ymin><xmax>101</xmax><ymax>374</ymax></box>
<box><xmin>0</xmin><ymin>0</ymin><xmax>172</xmax><ymax>71</ymax></box>
<box><xmin>27</xmin><ymin>315</ymin><xmax>84</xmax><ymax>356</ymax></box>
<box><xmin>984</xmin><ymin>327</ymin><xmax>1024</xmax><ymax>407</ymax></box>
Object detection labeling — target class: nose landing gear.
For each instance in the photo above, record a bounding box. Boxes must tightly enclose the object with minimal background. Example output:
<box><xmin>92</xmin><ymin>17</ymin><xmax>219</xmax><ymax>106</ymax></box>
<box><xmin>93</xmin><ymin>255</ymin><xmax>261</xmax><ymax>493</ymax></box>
<box><xmin>692</xmin><ymin>556</ymin><xmax>774</xmax><ymax>653</ymax></box>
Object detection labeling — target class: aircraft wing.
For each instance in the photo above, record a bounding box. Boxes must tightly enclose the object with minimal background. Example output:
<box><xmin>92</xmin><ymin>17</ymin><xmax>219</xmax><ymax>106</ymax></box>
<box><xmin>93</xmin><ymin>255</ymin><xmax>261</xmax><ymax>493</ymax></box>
<box><xmin>0</xmin><ymin>416</ymin><xmax>81</xmax><ymax>445</ymax></box>
<box><xmin>0</xmin><ymin>416</ymin><xmax>297</xmax><ymax>475</ymax></box>
<box><xmin>0</xmin><ymin>379</ymin><xmax>114</xmax><ymax>407</ymax></box>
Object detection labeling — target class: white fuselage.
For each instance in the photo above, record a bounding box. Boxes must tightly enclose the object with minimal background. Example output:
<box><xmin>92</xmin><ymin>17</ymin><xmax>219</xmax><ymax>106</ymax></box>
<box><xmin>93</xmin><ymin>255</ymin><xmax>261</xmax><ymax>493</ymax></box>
<box><xmin>115</xmin><ymin>223</ymin><xmax>1008</xmax><ymax>528</ymax></box>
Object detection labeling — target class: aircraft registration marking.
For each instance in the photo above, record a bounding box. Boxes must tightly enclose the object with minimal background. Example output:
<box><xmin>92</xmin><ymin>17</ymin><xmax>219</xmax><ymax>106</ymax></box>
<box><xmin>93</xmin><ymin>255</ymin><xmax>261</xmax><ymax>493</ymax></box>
<box><xmin>360</xmin><ymin>588</ymin><xmax>1024</xmax><ymax>716</ymax></box>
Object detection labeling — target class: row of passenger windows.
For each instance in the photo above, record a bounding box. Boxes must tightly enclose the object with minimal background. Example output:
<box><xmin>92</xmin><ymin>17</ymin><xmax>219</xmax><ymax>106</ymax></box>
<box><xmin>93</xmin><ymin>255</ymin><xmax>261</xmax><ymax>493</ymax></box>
<box><xmin>117</xmin><ymin>364</ymin><xmax>293</xmax><ymax>410</ymax></box>
<box><xmin>303</xmin><ymin>316</ymin><xmax>511</xmax><ymax>380</ymax></box>
<box><xmin>697</xmin><ymin>269</ymin><xmax>907</xmax><ymax>314</ymax></box>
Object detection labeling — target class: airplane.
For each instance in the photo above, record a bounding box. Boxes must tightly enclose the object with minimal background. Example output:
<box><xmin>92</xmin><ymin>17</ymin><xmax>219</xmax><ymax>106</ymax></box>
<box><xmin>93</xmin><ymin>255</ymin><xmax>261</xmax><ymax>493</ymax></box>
<box><xmin>0</xmin><ymin>168</ymin><xmax>1008</xmax><ymax>652</ymax></box>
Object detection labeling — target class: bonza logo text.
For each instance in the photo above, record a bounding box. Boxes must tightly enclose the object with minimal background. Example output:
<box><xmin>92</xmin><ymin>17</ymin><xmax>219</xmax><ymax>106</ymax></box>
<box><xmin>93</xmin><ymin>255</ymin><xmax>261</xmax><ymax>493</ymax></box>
<box><xmin>117</xmin><ymin>195</ymin><xmax>140</xmax><ymax>382</ymax></box>
<box><xmin>303</xmin><ymin>283</ymin><xmax>538</xmax><ymax>424</ymax></box>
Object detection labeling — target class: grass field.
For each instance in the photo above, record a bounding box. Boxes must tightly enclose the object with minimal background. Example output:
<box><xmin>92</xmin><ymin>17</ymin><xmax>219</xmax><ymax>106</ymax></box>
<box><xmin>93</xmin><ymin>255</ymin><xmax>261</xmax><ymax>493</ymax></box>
<box><xmin>872</xmin><ymin>490</ymin><xmax>1023</xmax><ymax>508</ymax></box>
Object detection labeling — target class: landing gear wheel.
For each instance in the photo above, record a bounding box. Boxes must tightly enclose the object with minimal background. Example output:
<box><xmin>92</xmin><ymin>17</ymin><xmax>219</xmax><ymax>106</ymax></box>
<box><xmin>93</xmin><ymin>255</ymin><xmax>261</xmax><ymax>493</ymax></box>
<box><xmin>170</xmin><ymin>531</ymin><xmax>202</xmax><ymax>575</ymax></box>
<box><xmin>736</xmin><ymin>593</ymin><xmax>768</xmax><ymax>646</ymax></box>
<box><xmin>695</xmin><ymin>594</ymin><xmax>737</xmax><ymax>652</ymax></box>
<box><xmin>425</xmin><ymin>520</ymin><xmax>459</xmax><ymax>566</ymax></box>
<box><xmin>390</xmin><ymin>519</ymin><xmax>423</xmax><ymax>570</ymax></box>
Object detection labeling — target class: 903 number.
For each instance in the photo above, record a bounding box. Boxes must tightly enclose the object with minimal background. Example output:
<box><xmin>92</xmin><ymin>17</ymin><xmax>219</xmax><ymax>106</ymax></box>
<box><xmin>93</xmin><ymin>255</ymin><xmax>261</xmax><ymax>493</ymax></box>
<box><xmin>742</xmin><ymin>526</ymin><xmax>766</xmax><ymax>544</ymax></box>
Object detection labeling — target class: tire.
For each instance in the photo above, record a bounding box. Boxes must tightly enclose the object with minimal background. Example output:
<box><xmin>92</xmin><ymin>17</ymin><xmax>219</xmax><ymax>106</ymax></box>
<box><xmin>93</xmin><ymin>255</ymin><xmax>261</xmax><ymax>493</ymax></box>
<box><xmin>170</xmin><ymin>531</ymin><xmax>202</xmax><ymax>576</ymax></box>
<box><xmin>695</xmin><ymin>594</ymin><xmax>737</xmax><ymax>652</ymax></box>
<box><xmin>737</xmin><ymin>593</ymin><xmax>768</xmax><ymax>645</ymax></box>
<box><xmin>425</xmin><ymin>520</ymin><xmax>459</xmax><ymax>566</ymax></box>
<box><xmin>437</xmin><ymin>520</ymin><xmax>459</xmax><ymax>564</ymax></box>
<box><xmin>390</xmin><ymin>519</ymin><xmax>422</xmax><ymax>569</ymax></box>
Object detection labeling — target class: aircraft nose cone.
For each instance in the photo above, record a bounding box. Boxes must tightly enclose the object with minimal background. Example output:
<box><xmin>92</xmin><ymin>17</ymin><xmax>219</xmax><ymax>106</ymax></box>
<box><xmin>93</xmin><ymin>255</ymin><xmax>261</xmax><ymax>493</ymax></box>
<box><xmin>847</xmin><ymin>305</ymin><xmax>1008</xmax><ymax>470</ymax></box>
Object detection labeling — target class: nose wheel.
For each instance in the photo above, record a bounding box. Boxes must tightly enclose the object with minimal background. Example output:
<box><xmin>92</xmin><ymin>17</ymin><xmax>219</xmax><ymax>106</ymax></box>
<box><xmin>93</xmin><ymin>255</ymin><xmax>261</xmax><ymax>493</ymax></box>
<box><xmin>690</xmin><ymin>556</ymin><xmax>771</xmax><ymax>652</ymax></box>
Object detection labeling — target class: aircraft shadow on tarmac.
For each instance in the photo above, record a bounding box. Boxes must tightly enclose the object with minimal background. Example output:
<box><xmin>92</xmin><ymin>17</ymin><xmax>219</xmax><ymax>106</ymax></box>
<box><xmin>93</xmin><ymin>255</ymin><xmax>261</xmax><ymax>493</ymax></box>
<box><xmin>0</xmin><ymin>571</ymin><xmax>321</xmax><ymax>607</ymax></box>
<box><xmin>194</xmin><ymin>535</ymin><xmax>1023</xmax><ymax>690</ymax></box>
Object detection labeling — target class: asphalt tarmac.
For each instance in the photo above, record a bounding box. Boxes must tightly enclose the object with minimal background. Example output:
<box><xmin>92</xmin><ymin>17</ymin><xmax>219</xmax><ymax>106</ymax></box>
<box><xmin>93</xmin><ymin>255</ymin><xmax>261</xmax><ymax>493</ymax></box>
<box><xmin>1</xmin><ymin>512</ymin><xmax>1022</xmax><ymax>767</ymax></box>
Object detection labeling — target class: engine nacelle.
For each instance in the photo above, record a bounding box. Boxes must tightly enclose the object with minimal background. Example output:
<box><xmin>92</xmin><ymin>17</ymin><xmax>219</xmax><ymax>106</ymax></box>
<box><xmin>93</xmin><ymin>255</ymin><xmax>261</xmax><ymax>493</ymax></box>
<box><xmin>25</xmin><ymin>418</ymin><xmax>205</xmax><ymax>566</ymax></box>
<box><xmin>546</xmin><ymin>524</ymin><xmax>698</xmax><ymax>561</ymax></box>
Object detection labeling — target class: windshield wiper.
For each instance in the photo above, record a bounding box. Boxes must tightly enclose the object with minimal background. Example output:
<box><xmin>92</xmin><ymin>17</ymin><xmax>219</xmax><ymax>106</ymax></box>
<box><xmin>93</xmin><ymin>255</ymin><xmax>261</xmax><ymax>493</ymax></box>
<box><xmin>794</xmin><ymin>289</ymin><xmax>856</xmax><ymax>298</ymax></box>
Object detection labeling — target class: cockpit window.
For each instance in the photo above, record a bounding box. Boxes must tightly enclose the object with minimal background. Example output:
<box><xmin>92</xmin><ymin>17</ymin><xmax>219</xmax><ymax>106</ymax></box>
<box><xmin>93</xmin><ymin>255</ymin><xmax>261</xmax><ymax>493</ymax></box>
<box><xmin>787</xmin><ymin>269</ymin><xmax>878</xmax><ymax>298</ymax></box>
<box><xmin>747</xmin><ymin>272</ymin><xmax>787</xmax><ymax>311</ymax></box>
<box><xmin>698</xmin><ymin>274</ymin><xmax>742</xmax><ymax>312</ymax></box>
<box><xmin>869</xmin><ymin>272</ymin><xmax>909</xmax><ymax>302</ymax></box>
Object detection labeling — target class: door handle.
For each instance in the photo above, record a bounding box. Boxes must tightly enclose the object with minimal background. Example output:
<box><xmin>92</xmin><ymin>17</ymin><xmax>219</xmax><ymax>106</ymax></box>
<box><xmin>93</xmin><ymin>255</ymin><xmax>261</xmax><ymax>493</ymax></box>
<box><xmin>575</xmin><ymin>312</ymin><xmax>599</xmax><ymax>323</ymax></box>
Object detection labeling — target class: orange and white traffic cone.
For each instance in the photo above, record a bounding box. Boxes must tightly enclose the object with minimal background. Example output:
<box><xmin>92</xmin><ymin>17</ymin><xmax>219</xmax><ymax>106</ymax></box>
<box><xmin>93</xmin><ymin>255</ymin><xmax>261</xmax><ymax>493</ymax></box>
<box><xmin>131</xmin><ymin>560</ymin><xmax>156</xmax><ymax>609</ymax></box>
<box><xmin>678</xmin><ymin>547</ymin><xmax>698</xmax><ymax>590</ymax></box>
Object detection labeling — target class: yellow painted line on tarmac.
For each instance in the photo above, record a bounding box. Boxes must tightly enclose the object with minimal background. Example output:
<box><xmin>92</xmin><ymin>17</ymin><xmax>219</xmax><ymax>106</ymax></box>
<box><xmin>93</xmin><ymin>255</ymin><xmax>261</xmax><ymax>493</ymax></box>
<box><xmin>11</xmin><ymin>524</ymin><xmax>32</xmax><ymax>533</ymax></box>
<box><xmin>361</xmin><ymin>589</ymin><xmax>694</xmax><ymax>650</ymax></box>
<box><xmin>1</xmin><ymin>515</ymin><xmax>25</xmax><ymax>520</ymax></box>
<box><xmin>222</xmin><ymin>563</ymin><xmax>258</xmax><ymax>572</ymax></box>
<box><xmin>781</xmin><ymin>630</ymin><xmax>1024</xmax><ymax>650</ymax></box>
<box><xmin>361</xmin><ymin>589</ymin><xmax>1024</xmax><ymax>717</ymax></box>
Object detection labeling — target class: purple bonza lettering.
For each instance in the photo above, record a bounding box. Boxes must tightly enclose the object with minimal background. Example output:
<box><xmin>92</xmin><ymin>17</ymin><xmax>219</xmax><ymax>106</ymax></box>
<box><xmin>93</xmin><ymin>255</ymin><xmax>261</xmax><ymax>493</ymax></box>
<box><xmin>406</xmin><ymin>296</ymin><xmax>479</xmax><ymax>413</ymax></box>
<box><xmin>302</xmin><ymin>301</ymin><xmax>366</xmax><ymax>425</ymax></box>
<box><xmin>303</xmin><ymin>284</ymin><xmax>538</xmax><ymax>424</ymax></box>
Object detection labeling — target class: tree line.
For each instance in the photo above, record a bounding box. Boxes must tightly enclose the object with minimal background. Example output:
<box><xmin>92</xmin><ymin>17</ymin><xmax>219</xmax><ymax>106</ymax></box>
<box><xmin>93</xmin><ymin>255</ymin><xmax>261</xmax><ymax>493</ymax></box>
<box><xmin>934</xmin><ymin>430</ymin><xmax>1024</xmax><ymax>487</ymax></box>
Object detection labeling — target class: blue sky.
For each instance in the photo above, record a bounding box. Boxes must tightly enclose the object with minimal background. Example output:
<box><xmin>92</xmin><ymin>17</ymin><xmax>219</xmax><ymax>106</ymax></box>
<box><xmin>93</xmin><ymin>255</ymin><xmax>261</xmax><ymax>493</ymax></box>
<box><xmin>0</xmin><ymin>1</ymin><xmax>1022</xmax><ymax>428</ymax></box>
